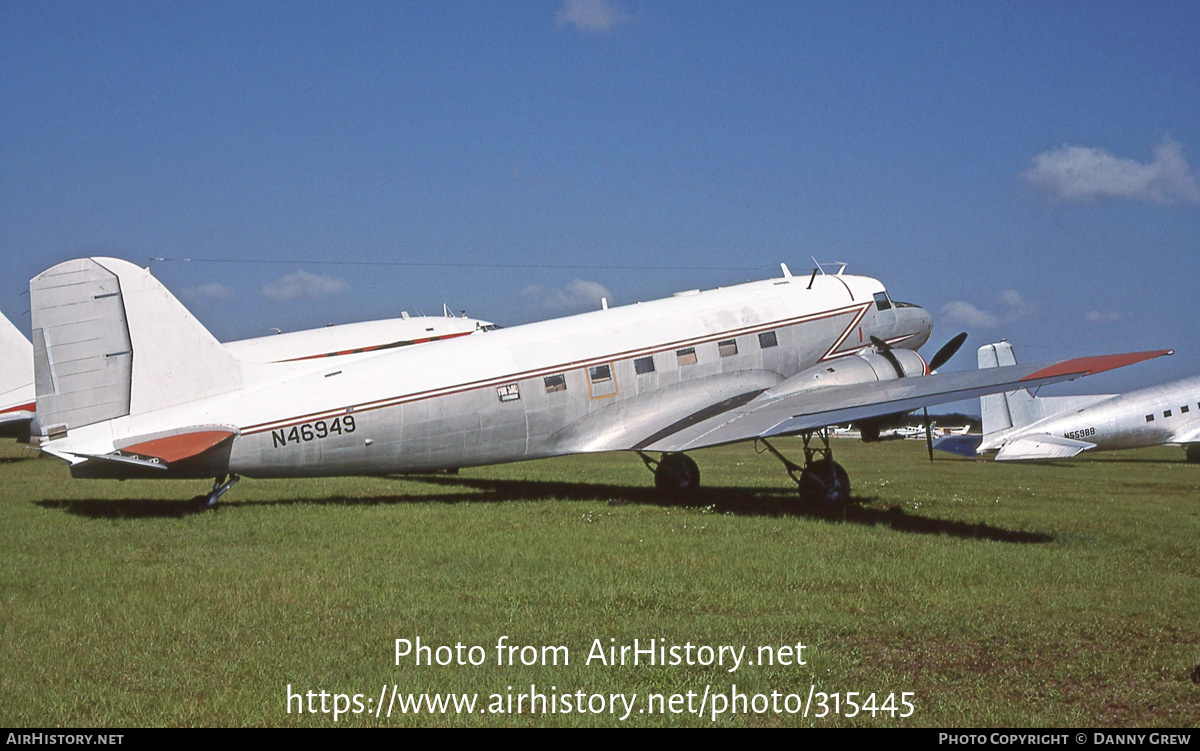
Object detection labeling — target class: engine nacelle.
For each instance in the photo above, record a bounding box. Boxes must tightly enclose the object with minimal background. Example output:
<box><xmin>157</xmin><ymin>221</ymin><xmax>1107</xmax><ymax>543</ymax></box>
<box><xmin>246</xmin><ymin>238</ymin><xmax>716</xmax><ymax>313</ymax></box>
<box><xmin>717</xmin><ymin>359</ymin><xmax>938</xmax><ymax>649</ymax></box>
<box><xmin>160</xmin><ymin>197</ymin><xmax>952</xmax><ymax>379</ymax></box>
<box><xmin>780</xmin><ymin>349</ymin><xmax>928</xmax><ymax>395</ymax></box>
<box><xmin>772</xmin><ymin>349</ymin><xmax>929</xmax><ymax>442</ymax></box>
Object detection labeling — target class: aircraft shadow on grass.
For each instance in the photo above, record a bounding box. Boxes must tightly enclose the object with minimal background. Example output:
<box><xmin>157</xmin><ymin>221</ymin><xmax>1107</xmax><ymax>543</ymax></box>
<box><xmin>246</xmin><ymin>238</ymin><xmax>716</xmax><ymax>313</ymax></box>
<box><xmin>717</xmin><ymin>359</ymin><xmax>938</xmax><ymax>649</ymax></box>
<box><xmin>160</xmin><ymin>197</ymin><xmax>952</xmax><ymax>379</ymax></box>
<box><xmin>36</xmin><ymin>473</ymin><xmax>1053</xmax><ymax>544</ymax></box>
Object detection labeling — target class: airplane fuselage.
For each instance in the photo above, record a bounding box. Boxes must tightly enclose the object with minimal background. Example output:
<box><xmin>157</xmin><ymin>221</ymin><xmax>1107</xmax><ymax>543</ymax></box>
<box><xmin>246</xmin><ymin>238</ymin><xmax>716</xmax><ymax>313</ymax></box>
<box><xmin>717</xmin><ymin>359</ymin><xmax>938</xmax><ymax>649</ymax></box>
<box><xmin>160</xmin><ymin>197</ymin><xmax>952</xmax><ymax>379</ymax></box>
<box><xmin>50</xmin><ymin>271</ymin><xmax>932</xmax><ymax>478</ymax></box>
<box><xmin>983</xmin><ymin>376</ymin><xmax>1200</xmax><ymax>456</ymax></box>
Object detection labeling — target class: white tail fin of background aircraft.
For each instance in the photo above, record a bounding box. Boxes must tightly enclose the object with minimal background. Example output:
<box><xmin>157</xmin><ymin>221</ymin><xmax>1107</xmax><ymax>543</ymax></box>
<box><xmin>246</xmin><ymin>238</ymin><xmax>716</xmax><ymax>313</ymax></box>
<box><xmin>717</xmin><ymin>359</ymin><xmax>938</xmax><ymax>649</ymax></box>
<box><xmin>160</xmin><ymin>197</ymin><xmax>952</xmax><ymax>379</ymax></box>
<box><xmin>979</xmin><ymin>342</ymin><xmax>1115</xmax><ymax>439</ymax></box>
<box><xmin>1</xmin><ymin>310</ymin><xmax>36</xmax><ymax>437</ymax></box>
<box><xmin>31</xmin><ymin>258</ymin><xmax>243</xmax><ymax>437</ymax></box>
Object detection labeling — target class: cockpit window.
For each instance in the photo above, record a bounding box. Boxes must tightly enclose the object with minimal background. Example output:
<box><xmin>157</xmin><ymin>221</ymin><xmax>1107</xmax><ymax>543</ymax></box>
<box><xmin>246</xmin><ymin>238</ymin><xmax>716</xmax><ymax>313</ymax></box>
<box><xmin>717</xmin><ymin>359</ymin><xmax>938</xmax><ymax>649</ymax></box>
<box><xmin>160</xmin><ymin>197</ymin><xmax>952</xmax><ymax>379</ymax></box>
<box><xmin>873</xmin><ymin>292</ymin><xmax>892</xmax><ymax>311</ymax></box>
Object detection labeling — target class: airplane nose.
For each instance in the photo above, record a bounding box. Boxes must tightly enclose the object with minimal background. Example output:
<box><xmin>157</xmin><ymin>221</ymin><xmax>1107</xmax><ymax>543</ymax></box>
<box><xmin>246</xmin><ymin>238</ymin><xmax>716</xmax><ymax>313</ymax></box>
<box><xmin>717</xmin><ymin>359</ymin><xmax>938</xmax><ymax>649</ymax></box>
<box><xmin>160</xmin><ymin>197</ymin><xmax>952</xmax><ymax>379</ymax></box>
<box><xmin>906</xmin><ymin>305</ymin><xmax>933</xmax><ymax>350</ymax></box>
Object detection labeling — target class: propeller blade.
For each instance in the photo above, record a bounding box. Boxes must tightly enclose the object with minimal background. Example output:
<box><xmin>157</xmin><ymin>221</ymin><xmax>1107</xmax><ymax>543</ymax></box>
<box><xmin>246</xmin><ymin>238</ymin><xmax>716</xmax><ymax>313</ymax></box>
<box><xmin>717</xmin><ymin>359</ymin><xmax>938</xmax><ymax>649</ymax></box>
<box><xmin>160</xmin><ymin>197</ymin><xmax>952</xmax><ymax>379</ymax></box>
<box><xmin>928</xmin><ymin>332</ymin><xmax>968</xmax><ymax>372</ymax></box>
<box><xmin>870</xmin><ymin>335</ymin><xmax>905</xmax><ymax>378</ymax></box>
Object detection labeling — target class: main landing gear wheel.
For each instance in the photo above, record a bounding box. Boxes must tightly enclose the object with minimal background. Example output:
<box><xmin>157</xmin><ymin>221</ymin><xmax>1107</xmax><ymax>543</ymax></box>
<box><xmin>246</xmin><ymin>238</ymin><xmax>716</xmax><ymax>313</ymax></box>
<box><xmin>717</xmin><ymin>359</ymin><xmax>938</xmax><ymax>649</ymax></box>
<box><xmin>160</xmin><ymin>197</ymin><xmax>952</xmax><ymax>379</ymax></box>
<box><xmin>798</xmin><ymin>458</ymin><xmax>850</xmax><ymax>505</ymax></box>
<box><xmin>758</xmin><ymin>431</ymin><xmax>853</xmax><ymax>506</ymax></box>
<box><xmin>653</xmin><ymin>453</ymin><xmax>701</xmax><ymax>501</ymax></box>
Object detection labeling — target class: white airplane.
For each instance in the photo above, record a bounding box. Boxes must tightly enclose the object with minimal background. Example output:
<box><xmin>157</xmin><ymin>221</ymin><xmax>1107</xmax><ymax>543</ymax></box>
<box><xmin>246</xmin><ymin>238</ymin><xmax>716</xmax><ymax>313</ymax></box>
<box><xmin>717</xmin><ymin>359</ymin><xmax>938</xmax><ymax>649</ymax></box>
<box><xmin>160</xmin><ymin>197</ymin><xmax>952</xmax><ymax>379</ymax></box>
<box><xmin>224</xmin><ymin>308</ymin><xmax>493</xmax><ymax>364</ymax></box>
<box><xmin>28</xmin><ymin>257</ymin><xmax>1169</xmax><ymax>507</ymax></box>
<box><xmin>1</xmin><ymin>305</ymin><xmax>492</xmax><ymax>441</ymax></box>
<box><xmin>880</xmin><ymin>424</ymin><xmax>927</xmax><ymax>440</ymax></box>
<box><xmin>0</xmin><ymin>311</ymin><xmax>35</xmax><ymax>439</ymax></box>
<box><xmin>935</xmin><ymin>342</ymin><xmax>1197</xmax><ymax>462</ymax></box>
<box><xmin>829</xmin><ymin>424</ymin><xmax>861</xmax><ymax>438</ymax></box>
<box><xmin>937</xmin><ymin>425</ymin><xmax>971</xmax><ymax>437</ymax></box>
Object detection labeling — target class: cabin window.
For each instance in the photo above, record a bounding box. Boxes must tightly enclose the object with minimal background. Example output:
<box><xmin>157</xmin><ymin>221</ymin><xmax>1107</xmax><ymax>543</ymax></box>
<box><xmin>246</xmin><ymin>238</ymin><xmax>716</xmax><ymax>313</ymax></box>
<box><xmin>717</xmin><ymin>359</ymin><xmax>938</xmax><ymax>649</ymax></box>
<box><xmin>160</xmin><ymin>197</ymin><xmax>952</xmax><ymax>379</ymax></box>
<box><xmin>676</xmin><ymin>347</ymin><xmax>697</xmax><ymax>366</ymax></box>
<box><xmin>1163</xmin><ymin>410</ymin><xmax>1172</xmax><ymax>418</ymax></box>
<box><xmin>588</xmin><ymin>363</ymin><xmax>618</xmax><ymax>398</ymax></box>
<box><xmin>1145</xmin><ymin>414</ymin><xmax>1154</xmax><ymax>422</ymax></box>
<box><xmin>1181</xmin><ymin>405</ymin><xmax>1190</xmax><ymax>414</ymax></box>
<box><xmin>874</xmin><ymin>291</ymin><xmax>892</xmax><ymax>311</ymax></box>
<box><xmin>718</xmin><ymin>339</ymin><xmax>738</xmax><ymax>357</ymax></box>
<box><xmin>759</xmin><ymin>331</ymin><xmax>778</xmax><ymax>349</ymax></box>
<box><xmin>634</xmin><ymin>356</ymin><xmax>655</xmax><ymax>375</ymax></box>
<box><xmin>544</xmin><ymin>374</ymin><xmax>566</xmax><ymax>393</ymax></box>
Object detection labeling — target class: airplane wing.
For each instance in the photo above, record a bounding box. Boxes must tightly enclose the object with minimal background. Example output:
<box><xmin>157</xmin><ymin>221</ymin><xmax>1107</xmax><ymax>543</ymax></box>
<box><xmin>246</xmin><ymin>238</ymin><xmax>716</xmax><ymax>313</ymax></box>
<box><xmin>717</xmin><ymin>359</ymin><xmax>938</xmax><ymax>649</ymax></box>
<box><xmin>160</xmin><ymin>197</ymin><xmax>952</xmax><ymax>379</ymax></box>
<box><xmin>638</xmin><ymin>350</ymin><xmax>1171</xmax><ymax>453</ymax></box>
<box><xmin>1168</xmin><ymin>424</ymin><xmax>1200</xmax><ymax>447</ymax></box>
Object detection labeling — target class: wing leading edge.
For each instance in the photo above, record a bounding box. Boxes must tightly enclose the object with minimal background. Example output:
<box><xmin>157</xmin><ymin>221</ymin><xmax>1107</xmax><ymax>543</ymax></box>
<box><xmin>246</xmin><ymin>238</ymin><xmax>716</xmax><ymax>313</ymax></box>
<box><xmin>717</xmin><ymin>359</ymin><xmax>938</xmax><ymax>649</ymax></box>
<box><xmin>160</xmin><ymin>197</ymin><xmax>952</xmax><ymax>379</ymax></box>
<box><xmin>641</xmin><ymin>350</ymin><xmax>1173</xmax><ymax>453</ymax></box>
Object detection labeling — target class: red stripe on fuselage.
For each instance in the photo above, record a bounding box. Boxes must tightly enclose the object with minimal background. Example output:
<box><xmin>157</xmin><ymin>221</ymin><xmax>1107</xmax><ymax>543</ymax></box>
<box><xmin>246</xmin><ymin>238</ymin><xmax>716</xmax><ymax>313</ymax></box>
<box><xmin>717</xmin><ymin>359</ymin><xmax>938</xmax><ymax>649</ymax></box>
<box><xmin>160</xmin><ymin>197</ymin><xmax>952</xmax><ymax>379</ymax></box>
<box><xmin>276</xmin><ymin>330</ymin><xmax>476</xmax><ymax>362</ymax></box>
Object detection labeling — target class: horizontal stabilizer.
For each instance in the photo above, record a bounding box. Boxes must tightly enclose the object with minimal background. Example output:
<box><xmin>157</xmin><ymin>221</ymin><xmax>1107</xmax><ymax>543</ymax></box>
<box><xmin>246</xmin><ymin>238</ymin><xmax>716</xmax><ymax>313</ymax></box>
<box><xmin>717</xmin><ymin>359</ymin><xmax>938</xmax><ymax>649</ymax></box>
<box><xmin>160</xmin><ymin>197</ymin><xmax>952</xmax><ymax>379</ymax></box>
<box><xmin>995</xmin><ymin>434</ymin><xmax>1094</xmax><ymax>461</ymax></box>
<box><xmin>933</xmin><ymin>434</ymin><xmax>984</xmax><ymax>458</ymax></box>
<box><xmin>45</xmin><ymin>426</ymin><xmax>239</xmax><ymax>478</ymax></box>
<box><xmin>117</xmin><ymin>428</ymin><xmax>238</xmax><ymax>463</ymax></box>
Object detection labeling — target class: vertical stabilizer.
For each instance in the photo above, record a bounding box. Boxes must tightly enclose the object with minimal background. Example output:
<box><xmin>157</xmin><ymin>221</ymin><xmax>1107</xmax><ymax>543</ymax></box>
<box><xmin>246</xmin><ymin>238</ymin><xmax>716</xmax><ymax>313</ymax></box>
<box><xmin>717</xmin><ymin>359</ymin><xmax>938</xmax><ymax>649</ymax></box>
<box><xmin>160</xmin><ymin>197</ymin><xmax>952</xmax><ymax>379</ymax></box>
<box><xmin>30</xmin><ymin>258</ymin><xmax>242</xmax><ymax>435</ymax></box>
<box><xmin>1</xmin><ymin>310</ymin><xmax>35</xmax><ymax>418</ymax></box>
<box><xmin>978</xmin><ymin>342</ymin><xmax>1041</xmax><ymax>436</ymax></box>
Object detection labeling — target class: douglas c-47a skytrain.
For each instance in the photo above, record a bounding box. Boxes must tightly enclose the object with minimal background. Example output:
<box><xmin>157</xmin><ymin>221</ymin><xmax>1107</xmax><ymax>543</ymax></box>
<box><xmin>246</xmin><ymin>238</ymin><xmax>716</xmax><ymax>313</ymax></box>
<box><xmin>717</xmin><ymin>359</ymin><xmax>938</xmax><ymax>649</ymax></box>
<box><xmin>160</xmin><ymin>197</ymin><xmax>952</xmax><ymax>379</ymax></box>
<box><xmin>28</xmin><ymin>258</ymin><xmax>1169</xmax><ymax>507</ymax></box>
<box><xmin>936</xmin><ymin>342</ymin><xmax>1196</xmax><ymax>462</ymax></box>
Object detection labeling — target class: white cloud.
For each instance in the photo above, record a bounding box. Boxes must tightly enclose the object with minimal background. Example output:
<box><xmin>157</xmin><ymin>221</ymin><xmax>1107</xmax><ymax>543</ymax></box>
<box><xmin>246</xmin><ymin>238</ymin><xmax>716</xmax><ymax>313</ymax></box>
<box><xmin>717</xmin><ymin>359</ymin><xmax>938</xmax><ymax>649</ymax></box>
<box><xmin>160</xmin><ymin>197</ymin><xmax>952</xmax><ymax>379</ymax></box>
<box><xmin>555</xmin><ymin>0</ymin><xmax>630</xmax><ymax>33</ymax></box>
<box><xmin>1024</xmin><ymin>137</ymin><xmax>1200</xmax><ymax>203</ymax></box>
<box><xmin>940</xmin><ymin>290</ymin><xmax>1035</xmax><ymax>330</ymax></box>
<box><xmin>259</xmin><ymin>271</ymin><xmax>349</xmax><ymax>302</ymax></box>
<box><xmin>521</xmin><ymin>279</ymin><xmax>612</xmax><ymax>314</ymax></box>
<box><xmin>940</xmin><ymin>301</ymin><xmax>1000</xmax><ymax>329</ymax></box>
<box><xmin>179</xmin><ymin>282</ymin><xmax>234</xmax><ymax>303</ymax></box>
<box><xmin>1084</xmin><ymin>310</ymin><xmax>1127</xmax><ymax>324</ymax></box>
<box><xmin>996</xmin><ymin>289</ymin><xmax>1036</xmax><ymax>320</ymax></box>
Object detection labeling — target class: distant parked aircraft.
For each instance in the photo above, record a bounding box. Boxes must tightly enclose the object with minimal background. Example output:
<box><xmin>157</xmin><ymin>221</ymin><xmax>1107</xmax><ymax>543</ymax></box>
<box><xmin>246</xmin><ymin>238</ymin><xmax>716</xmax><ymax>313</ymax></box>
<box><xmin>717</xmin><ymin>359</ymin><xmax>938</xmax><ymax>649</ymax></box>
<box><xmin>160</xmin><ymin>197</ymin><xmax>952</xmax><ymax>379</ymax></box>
<box><xmin>935</xmin><ymin>342</ymin><xmax>1195</xmax><ymax>462</ymax></box>
<box><xmin>0</xmin><ymin>311</ymin><xmax>34</xmax><ymax>439</ymax></box>
<box><xmin>222</xmin><ymin>308</ymin><xmax>492</xmax><ymax>363</ymax></box>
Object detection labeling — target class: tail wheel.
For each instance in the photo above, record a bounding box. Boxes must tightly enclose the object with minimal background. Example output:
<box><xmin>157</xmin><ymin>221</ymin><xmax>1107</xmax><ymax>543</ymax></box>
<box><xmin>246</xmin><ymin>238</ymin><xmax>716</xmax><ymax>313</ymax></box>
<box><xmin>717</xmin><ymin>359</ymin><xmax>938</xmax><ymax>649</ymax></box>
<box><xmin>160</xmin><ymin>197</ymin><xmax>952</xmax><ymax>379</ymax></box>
<box><xmin>799</xmin><ymin>458</ymin><xmax>850</xmax><ymax>505</ymax></box>
<box><xmin>654</xmin><ymin>453</ymin><xmax>701</xmax><ymax>500</ymax></box>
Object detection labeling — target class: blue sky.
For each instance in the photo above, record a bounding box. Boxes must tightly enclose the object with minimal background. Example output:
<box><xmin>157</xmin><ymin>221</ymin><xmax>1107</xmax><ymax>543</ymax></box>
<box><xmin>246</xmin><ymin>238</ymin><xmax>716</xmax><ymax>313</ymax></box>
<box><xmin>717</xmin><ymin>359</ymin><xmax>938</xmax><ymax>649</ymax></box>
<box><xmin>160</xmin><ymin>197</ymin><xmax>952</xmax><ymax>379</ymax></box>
<box><xmin>3</xmin><ymin>1</ymin><xmax>1198</xmax><ymax>406</ymax></box>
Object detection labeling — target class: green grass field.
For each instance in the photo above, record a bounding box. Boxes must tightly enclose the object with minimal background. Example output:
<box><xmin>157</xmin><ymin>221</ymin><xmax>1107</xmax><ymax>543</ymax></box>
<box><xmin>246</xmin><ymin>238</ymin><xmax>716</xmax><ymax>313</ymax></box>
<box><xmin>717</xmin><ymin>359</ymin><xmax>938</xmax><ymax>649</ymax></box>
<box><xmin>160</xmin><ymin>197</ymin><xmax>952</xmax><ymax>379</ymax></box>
<box><xmin>2</xmin><ymin>438</ymin><xmax>1197</xmax><ymax>727</ymax></box>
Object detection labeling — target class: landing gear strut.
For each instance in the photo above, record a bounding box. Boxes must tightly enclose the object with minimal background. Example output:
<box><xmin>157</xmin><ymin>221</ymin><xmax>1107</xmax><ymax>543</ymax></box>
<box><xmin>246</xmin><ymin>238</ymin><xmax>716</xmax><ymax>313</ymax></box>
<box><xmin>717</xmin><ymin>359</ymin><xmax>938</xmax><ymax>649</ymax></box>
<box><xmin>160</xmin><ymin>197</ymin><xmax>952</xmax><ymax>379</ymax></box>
<box><xmin>758</xmin><ymin>430</ymin><xmax>851</xmax><ymax>504</ymax></box>
<box><xmin>639</xmin><ymin>451</ymin><xmax>701</xmax><ymax>501</ymax></box>
<box><xmin>192</xmin><ymin>474</ymin><xmax>240</xmax><ymax>509</ymax></box>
